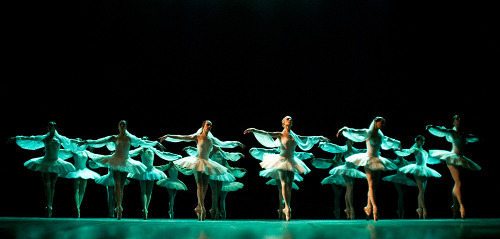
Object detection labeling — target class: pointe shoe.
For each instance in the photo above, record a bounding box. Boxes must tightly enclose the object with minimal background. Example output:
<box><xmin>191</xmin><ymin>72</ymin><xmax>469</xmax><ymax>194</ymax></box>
<box><xmin>283</xmin><ymin>208</ymin><xmax>291</xmax><ymax>221</ymax></box>
<box><xmin>423</xmin><ymin>209</ymin><xmax>428</xmax><ymax>220</ymax></box>
<box><xmin>142</xmin><ymin>209</ymin><xmax>148</xmax><ymax>220</ymax></box>
<box><xmin>416</xmin><ymin>208</ymin><xmax>423</xmax><ymax>219</ymax></box>
<box><xmin>115</xmin><ymin>206</ymin><xmax>123</xmax><ymax>220</ymax></box>
<box><xmin>344</xmin><ymin>209</ymin><xmax>351</xmax><ymax>220</ymax></box>
<box><xmin>169</xmin><ymin>210</ymin><xmax>174</xmax><ymax>219</ymax></box>
<box><xmin>200</xmin><ymin>207</ymin><xmax>206</xmax><ymax>221</ymax></box>
<box><xmin>220</xmin><ymin>210</ymin><xmax>226</xmax><ymax>220</ymax></box>
<box><xmin>209</xmin><ymin>208</ymin><xmax>220</xmax><ymax>220</ymax></box>
<box><xmin>397</xmin><ymin>209</ymin><xmax>404</xmax><ymax>219</ymax></box>
<box><xmin>350</xmin><ymin>209</ymin><xmax>356</xmax><ymax>220</ymax></box>
<box><xmin>373</xmin><ymin>208</ymin><xmax>379</xmax><ymax>222</ymax></box>
<box><xmin>451</xmin><ymin>205</ymin><xmax>459</xmax><ymax>220</ymax></box>
<box><xmin>334</xmin><ymin>209</ymin><xmax>341</xmax><ymax>219</ymax></box>
<box><xmin>194</xmin><ymin>207</ymin><xmax>201</xmax><ymax>221</ymax></box>
<box><xmin>460</xmin><ymin>206</ymin><xmax>465</xmax><ymax>220</ymax></box>
<box><xmin>277</xmin><ymin>209</ymin><xmax>284</xmax><ymax>220</ymax></box>
<box><xmin>45</xmin><ymin>206</ymin><xmax>53</xmax><ymax>218</ymax></box>
<box><xmin>75</xmin><ymin>207</ymin><xmax>81</xmax><ymax>219</ymax></box>
<box><xmin>363</xmin><ymin>207</ymin><xmax>372</xmax><ymax>221</ymax></box>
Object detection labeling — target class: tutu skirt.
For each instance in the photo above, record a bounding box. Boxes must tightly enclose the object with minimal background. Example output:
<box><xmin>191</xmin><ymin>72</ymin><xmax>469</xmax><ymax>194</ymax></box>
<box><xmin>157</xmin><ymin>178</ymin><xmax>188</xmax><ymax>190</ymax></box>
<box><xmin>399</xmin><ymin>165</ymin><xmax>442</xmax><ymax>178</ymax></box>
<box><xmin>329</xmin><ymin>164</ymin><xmax>366</xmax><ymax>179</ymax></box>
<box><xmin>93</xmin><ymin>155</ymin><xmax>147</xmax><ymax>174</ymax></box>
<box><xmin>345</xmin><ymin>153</ymin><xmax>397</xmax><ymax>171</ymax></box>
<box><xmin>321</xmin><ymin>175</ymin><xmax>346</xmax><ymax>186</ymax></box>
<box><xmin>259</xmin><ymin>169</ymin><xmax>304</xmax><ymax>181</ymax></box>
<box><xmin>382</xmin><ymin>174</ymin><xmax>417</xmax><ymax>186</ymax></box>
<box><xmin>95</xmin><ymin>174</ymin><xmax>131</xmax><ymax>187</ymax></box>
<box><xmin>61</xmin><ymin>168</ymin><xmax>100</xmax><ymax>180</ymax></box>
<box><xmin>129</xmin><ymin>168</ymin><xmax>168</xmax><ymax>181</ymax></box>
<box><xmin>429</xmin><ymin>150</ymin><xmax>481</xmax><ymax>171</ymax></box>
<box><xmin>174</xmin><ymin>156</ymin><xmax>235</xmax><ymax>181</ymax></box>
<box><xmin>24</xmin><ymin>157</ymin><xmax>75</xmax><ymax>174</ymax></box>
<box><xmin>221</xmin><ymin>182</ymin><xmax>244</xmax><ymax>192</ymax></box>
<box><xmin>265</xmin><ymin>179</ymin><xmax>300</xmax><ymax>190</ymax></box>
<box><xmin>260</xmin><ymin>154</ymin><xmax>311</xmax><ymax>174</ymax></box>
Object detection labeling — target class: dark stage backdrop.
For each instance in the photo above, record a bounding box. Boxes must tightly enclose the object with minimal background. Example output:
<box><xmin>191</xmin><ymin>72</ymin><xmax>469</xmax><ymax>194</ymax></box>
<box><xmin>2</xmin><ymin>0</ymin><xmax>497</xmax><ymax>219</ymax></box>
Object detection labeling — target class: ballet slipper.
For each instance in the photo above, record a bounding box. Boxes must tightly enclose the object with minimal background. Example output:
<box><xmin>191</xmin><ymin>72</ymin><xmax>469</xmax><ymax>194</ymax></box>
<box><xmin>416</xmin><ymin>208</ymin><xmax>423</xmax><ymax>219</ymax></box>
<box><xmin>350</xmin><ymin>209</ymin><xmax>355</xmax><ymax>220</ymax></box>
<box><xmin>451</xmin><ymin>204</ymin><xmax>459</xmax><ymax>219</ymax></box>
<box><xmin>363</xmin><ymin>206</ymin><xmax>372</xmax><ymax>221</ymax></box>
<box><xmin>45</xmin><ymin>206</ymin><xmax>53</xmax><ymax>218</ymax></box>
<box><xmin>169</xmin><ymin>209</ymin><xmax>174</xmax><ymax>219</ymax></box>
<box><xmin>142</xmin><ymin>209</ymin><xmax>148</xmax><ymax>220</ymax></box>
<box><xmin>194</xmin><ymin>206</ymin><xmax>201</xmax><ymax>221</ymax></box>
<box><xmin>460</xmin><ymin>205</ymin><xmax>465</xmax><ymax>220</ymax></box>
<box><xmin>209</xmin><ymin>208</ymin><xmax>220</xmax><ymax>220</ymax></box>
<box><xmin>423</xmin><ymin>209</ymin><xmax>428</xmax><ymax>219</ymax></box>
<box><xmin>373</xmin><ymin>208</ymin><xmax>379</xmax><ymax>222</ymax></box>
<box><xmin>283</xmin><ymin>208</ymin><xmax>291</xmax><ymax>221</ymax></box>
<box><xmin>220</xmin><ymin>210</ymin><xmax>226</xmax><ymax>220</ymax></box>
<box><xmin>200</xmin><ymin>207</ymin><xmax>206</xmax><ymax>221</ymax></box>
<box><xmin>344</xmin><ymin>209</ymin><xmax>351</xmax><ymax>220</ymax></box>
<box><xmin>115</xmin><ymin>206</ymin><xmax>123</xmax><ymax>220</ymax></box>
<box><xmin>334</xmin><ymin>209</ymin><xmax>341</xmax><ymax>219</ymax></box>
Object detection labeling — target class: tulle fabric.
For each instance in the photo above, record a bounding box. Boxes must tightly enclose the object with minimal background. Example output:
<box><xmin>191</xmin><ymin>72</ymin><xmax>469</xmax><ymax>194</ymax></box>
<box><xmin>156</xmin><ymin>178</ymin><xmax>188</xmax><ymax>190</ymax></box>
<box><xmin>329</xmin><ymin>164</ymin><xmax>367</xmax><ymax>179</ymax></box>
<box><xmin>221</xmin><ymin>182</ymin><xmax>244</xmax><ymax>192</ymax></box>
<box><xmin>382</xmin><ymin>173</ymin><xmax>417</xmax><ymax>186</ymax></box>
<box><xmin>265</xmin><ymin>179</ymin><xmax>300</xmax><ymax>190</ymax></box>
<box><xmin>321</xmin><ymin>175</ymin><xmax>345</xmax><ymax>186</ymax></box>
<box><xmin>345</xmin><ymin>153</ymin><xmax>397</xmax><ymax>171</ymax></box>
<box><xmin>24</xmin><ymin>157</ymin><xmax>76</xmax><ymax>174</ymax></box>
<box><xmin>174</xmin><ymin>156</ymin><xmax>235</xmax><ymax>181</ymax></box>
<box><xmin>260</xmin><ymin>154</ymin><xmax>311</xmax><ymax>174</ymax></box>
<box><xmin>92</xmin><ymin>155</ymin><xmax>147</xmax><ymax>174</ymax></box>
<box><xmin>429</xmin><ymin>150</ymin><xmax>481</xmax><ymax>171</ymax></box>
<box><xmin>61</xmin><ymin>168</ymin><xmax>100</xmax><ymax>179</ymax></box>
<box><xmin>95</xmin><ymin>173</ymin><xmax>131</xmax><ymax>187</ymax></box>
<box><xmin>129</xmin><ymin>168</ymin><xmax>168</xmax><ymax>181</ymax></box>
<box><xmin>399</xmin><ymin>165</ymin><xmax>442</xmax><ymax>178</ymax></box>
<box><xmin>259</xmin><ymin>169</ymin><xmax>304</xmax><ymax>181</ymax></box>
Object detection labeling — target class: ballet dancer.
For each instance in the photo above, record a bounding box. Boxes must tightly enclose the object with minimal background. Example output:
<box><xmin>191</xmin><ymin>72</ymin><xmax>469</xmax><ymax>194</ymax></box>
<box><xmin>426</xmin><ymin>115</ymin><xmax>479</xmax><ymax>219</ymax></box>
<box><xmin>315</xmin><ymin>139</ymin><xmax>367</xmax><ymax>219</ymax></box>
<box><xmin>78</xmin><ymin>120</ymin><xmax>166</xmax><ymax>220</ymax></box>
<box><xmin>396</xmin><ymin>135</ymin><xmax>441</xmax><ymax>219</ymax></box>
<box><xmin>336</xmin><ymin>117</ymin><xmax>401</xmax><ymax>221</ymax></box>
<box><xmin>60</xmin><ymin>146</ymin><xmax>101</xmax><ymax>218</ymax></box>
<box><xmin>244</xmin><ymin>116</ymin><xmax>329</xmax><ymax>221</ymax></box>
<box><xmin>9</xmin><ymin>122</ymin><xmax>77</xmax><ymax>217</ymax></box>
<box><xmin>128</xmin><ymin>137</ymin><xmax>182</xmax><ymax>220</ymax></box>
<box><xmin>381</xmin><ymin>155</ymin><xmax>416</xmax><ymax>219</ymax></box>
<box><xmin>158</xmin><ymin>120</ymin><xmax>244</xmax><ymax>221</ymax></box>
<box><xmin>156</xmin><ymin>162</ymin><xmax>188</xmax><ymax>219</ymax></box>
<box><xmin>94</xmin><ymin>168</ymin><xmax>131</xmax><ymax>218</ymax></box>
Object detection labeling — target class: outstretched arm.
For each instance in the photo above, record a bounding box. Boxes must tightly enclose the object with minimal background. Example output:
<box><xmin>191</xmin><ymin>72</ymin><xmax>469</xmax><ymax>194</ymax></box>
<box><xmin>158</xmin><ymin>134</ymin><xmax>197</xmax><ymax>143</ymax></box>
<box><xmin>244</xmin><ymin>128</ymin><xmax>281</xmax><ymax>138</ymax></box>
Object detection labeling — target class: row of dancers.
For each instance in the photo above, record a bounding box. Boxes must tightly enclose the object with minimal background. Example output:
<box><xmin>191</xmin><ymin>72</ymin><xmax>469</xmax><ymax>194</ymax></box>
<box><xmin>8</xmin><ymin>115</ymin><xmax>480</xmax><ymax>221</ymax></box>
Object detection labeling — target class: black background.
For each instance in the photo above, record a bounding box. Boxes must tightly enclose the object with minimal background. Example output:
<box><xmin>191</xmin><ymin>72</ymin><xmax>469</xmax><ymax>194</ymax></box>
<box><xmin>2</xmin><ymin>0</ymin><xmax>498</xmax><ymax>219</ymax></box>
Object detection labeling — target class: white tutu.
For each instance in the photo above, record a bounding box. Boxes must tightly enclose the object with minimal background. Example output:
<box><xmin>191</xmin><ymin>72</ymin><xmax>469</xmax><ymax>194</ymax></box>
<box><xmin>328</xmin><ymin>164</ymin><xmax>366</xmax><ymax>179</ymax></box>
<box><xmin>129</xmin><ymin>168</ymin><xmax>168</xmax><ymax>181</ymax></box>
<box><xmin>174</xmin><ymin>156</ymin><xmax>235</xmax><ymax>181</ymax></box>
<box><xmin>24</xmin><ymin>157</ymin><xmax>76</xmax><ymax>174</ymax></box>
<box><xmin>156</xmin><ymin>178</ymin><xmax>188</xmax><ymax>190</ymax></box>
<box><xmin>345</xmin><ymin>153</ymin><xmax>397</xmax><ymax>171</ymax></box>
<box><xmin>259</xmin><ymin>169</ymin><xmax>304</xmax><ymax>181</ymax></box>
<box><xmin>382</xmin><ymin>174</ymin><xmax>417</xmax><ymax>186</ymax></box>
<box><xmin>260</xmin><ymin>154</ymin><xmax>311</xmax><ymax>174</ymax></box>
<box><xmin>265</xmin><ymin>179</ymin><xmax>300</xmax><ymax>190</ymax></box>
<box><xmin>429</xmin><ymin>150</ymin><xmax>481</xmax><ymax>171</ymax></box>
<box><xmin>399</xmin><ymin>165</ymin><xmax>442</xmax><ymax>178</ymax></box>
<box><xmin>221</xmin><ymin>182</ymin><xmax>244</xmax><ymax>192</ymax></box>
<box><xmin>93</xmin><ymin>155</ymin><xmax>147</xmax><ymax>174</ymax></box>
<box><xmin>61</xmin><ymin>168</ymin><xmax>100</xmax><ymax>180</ymax></box>
<box><xmin>95</xmin><ymin>174</ymin><xmax>131</xmax><ymax>187</ymax></box>
<box><xmin>321</xmin><ymin>175</ymin><xmax>345</xmax><ymax>186</ymax></box>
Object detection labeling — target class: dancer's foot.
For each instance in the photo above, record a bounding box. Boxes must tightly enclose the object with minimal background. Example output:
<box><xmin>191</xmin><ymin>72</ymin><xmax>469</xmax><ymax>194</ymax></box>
<box><xmin>363</xmin><ymin>206</ymin><xmax>372</xmax><ymax>221</ymax></box>
<box><xmin>200</xmin><ymin>207</ymin><xmax>206</xmax><ymax>221</ymax></box>
<box><xmin>344</xmin><ymin>209</ymin><xmax>351</xmax><ymax>220</ymax></box>
<box><xmin>334</xmin><ymin>209</ymin><xmax>341</xmax><ymax>219</ymax></box>
<box><xmin>460</xmin><ymin>205</ymin><xmax>465</xmax><ymax>220</ymax></box>
<box><xmin>75</xmin><ymin>207</ymin><xmax>81</xmax><ymax>218</ymax></box>
<box><xmin>45</xmin><ymin>206</ymin><xmax>53</xmax><ymax>218</ymax></box>
<box><xmin>220</xmin><ymin>210</ymin><xmax>226</xmax><ymax>220</ymax></box>
<box><xmin>451</xmin><ymin>204</ymin><xmax>459</xmax><ymax>219</ymax></box>
<box><xmin>416</xmin><ymin>208</ymin><xmax>423</xmax><ymax>219</ymax></box>
<box><xmin>373</xmin><ymin>207</ymin><xmax>379</xmax><ymax>222</ymax></box>
<box><xmin>397</xmin><ymin>209</ymin><xmax>404</xmax><ymax>219</ymax></box>
<box><xmin>283</xmin><ymin>208</ymin><xmax>291</xmax><ymax>221</ymax></box>
<box><xmin>194</xmin><ymin>206</ymin><xmax>201</xmax><ymax>221</ymax></box>
<box><xmin>350</xmin><ymin>209</ymin><xmax>356</xmax><ymax>220</ymax></box>
<box><xmin>209</xmin><ymin>208</ymin><xmax>220</xmax><ymax>220</ymax></box>
<box><xmin>277</xmin><ymin>209</ymin><xmax>284</xmax><ymax>220</ymax></box>
<box><xmin>142</xmin><ymin>209</ymin><xmax>148</xmax><ymax>220</ymax></box>
<box><xmin>423</xmin><ymin>209</ymin><xmax>428</xmax><ymax>219</ymax></box>
<box><xmin>169</xmin><ymin>209</ymin><xmax>174</xmax><ymax>219</ymax></box>
<box><xmin>115</xmin><ymin>206</ymin><xmax>123</xmax><ymax>220</ymax></box>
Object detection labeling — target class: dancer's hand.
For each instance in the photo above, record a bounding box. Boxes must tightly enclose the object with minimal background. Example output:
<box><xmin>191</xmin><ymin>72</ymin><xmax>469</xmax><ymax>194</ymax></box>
<box><xmin>158</xmin><ymin>135</ymin><xmax>168</xmax><ymax>143</ymax></box>
<box><xmin>237</xmin><ymin>142</ymin><xmax>245</xmax><ymax>149</ymax></box>
<box><xmin>320</xmin><ymin>136</ymin><xmax>330</xmax><ymax>142</ymax></box>
<box><xmin>336</xmin><ymin>127</ymin><xmax>347</xmax><ymax>138</ymax></box>
<box><xmin>157</xmin><ymin>142</ymin><xmax>166</xmax><ymax>151</ymax></box>
<box><xmin>243</xmin><ymin>128</ymin><xmax>255</xmax><ymax>134</ymax></box>
<box><xmin>425</xmin><ymin>125</ymin><xmax>433</xmax><ymax>130</ymax></box>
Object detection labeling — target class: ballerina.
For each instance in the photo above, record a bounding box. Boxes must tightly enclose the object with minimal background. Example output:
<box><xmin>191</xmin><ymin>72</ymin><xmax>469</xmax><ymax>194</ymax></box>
<box><xmin>59</xmin><ymin>145</ymin><xmax>101</xmax><ymax>218</ymax></box>
<box><xmin>249</xmin><ymin>147</ymin><xmax>306</xmax><ymax>220</ymax></box>
<box><xmin>156</xmin><ymin>162</ymin><xmax>188</xmax><ymax>219</ymax></box>
<box><xmin>336</xmin><ymin>117</ymin><xmax>401</xmax><ymax>221</ymax></box>
<box><xmin>8</xmin><ymin>122</ymin><xmax>77</xmax><ymax>217</ymax></box>
<box><xmin>128</xmin><ymin>137</ymin><xmax>182</xmax><ymax>220</ymax></box>
<box><xmin>159</xmin><ymin>120</ymin><xmax>245</xmax><ymax>221</ymax></box>
<box><xmin>381</xmin><ymin>155</ymin><xmax>416</xmax><ymax>219</ymax></box>
<box><xmin>395</xmin><ymin>135</ymin><xmax>441</xmax><ymax>219</ymax></box>
<box><xmin>94</xmin><ymin>168</ymin><xmax>131</xmax><ymax>218</ymax></box>
<box><xmin>244</xmin><ymin>116</ymin><xmax>329</xmax><ymax>221</ymax></box>
<box><xmin>78</xmin><ymin>120</ymin><xmax>166</xmax><ymax>220</ymax></box>
<box><xmin>314</xmin><ymin>139</ymin><xmax>367</xmax><ymax>219</ymax></box>
<box><xmin>426</xmin><ymin>115</ymin><xmax>479</xmax><ymax>219</ymax></box>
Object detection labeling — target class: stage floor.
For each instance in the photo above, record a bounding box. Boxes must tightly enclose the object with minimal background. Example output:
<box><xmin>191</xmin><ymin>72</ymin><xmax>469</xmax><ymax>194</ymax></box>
<box><xmin>1</xmin><ymin>218</ymin><xmax>499</xmax><ymax>239</ymax></box>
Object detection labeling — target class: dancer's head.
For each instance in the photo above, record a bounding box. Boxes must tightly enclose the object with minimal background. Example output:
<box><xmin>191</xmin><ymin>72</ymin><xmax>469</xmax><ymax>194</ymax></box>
<box><xmin>372</xmin><ymin>117</ymin><xmax>386</xmax><ymax>130</ymax></box>
<box><xmin>282</xmin><ymin>116</ymin><xmax>293</xmax><ymax>128</ymax></box>
<box><xmin>47</xmin><ymin>121</ymin><xmax>57</xmax><ymax>134</ymax></box>
<box><xmin>118</xmin><ymin>120</ymin><xmax>127</xmax><ymax>133</ymax></box>
<box><xmin>453</xmin><ymin>115</ymin><xmax>461</xmax><ymax>129</ymax></box>
<box><xmin>415</xmin><ymin>135</ymin><xmax>425</xmax><ymax>147</ymax></box>
<box><xmin>202</xmin><ymin>120</ymin><xmax>212</xmax><ymax>134</ymax></box>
